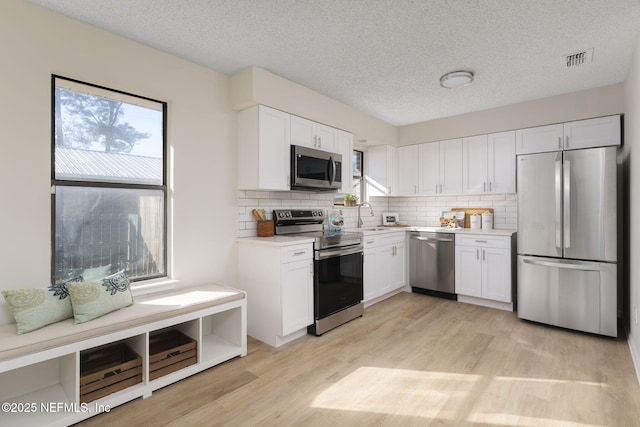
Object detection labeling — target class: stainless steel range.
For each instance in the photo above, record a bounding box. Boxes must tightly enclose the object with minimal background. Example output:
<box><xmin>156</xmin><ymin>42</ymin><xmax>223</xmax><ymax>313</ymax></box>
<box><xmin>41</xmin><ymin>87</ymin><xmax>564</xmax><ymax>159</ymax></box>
<box><xmin>273</xmin><ymin>209</ymin><xmax>364</xmax><ymax>336</ymax></box>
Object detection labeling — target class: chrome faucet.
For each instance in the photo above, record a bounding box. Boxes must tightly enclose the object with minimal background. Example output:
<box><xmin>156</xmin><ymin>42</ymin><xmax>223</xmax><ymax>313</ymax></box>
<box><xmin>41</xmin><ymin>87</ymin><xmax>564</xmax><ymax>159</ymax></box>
<box><xmin>357</xmin><ymin>202</ymin><xmax>375</xmax><ymax>228</ymax></box>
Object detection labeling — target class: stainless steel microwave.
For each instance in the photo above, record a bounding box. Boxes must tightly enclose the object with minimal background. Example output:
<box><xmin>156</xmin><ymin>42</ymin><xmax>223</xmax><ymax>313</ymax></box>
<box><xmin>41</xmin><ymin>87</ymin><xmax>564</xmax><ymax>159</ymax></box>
<box><xmin>291</xmin><ymin>145</ymin><xmax>342</xmax><ymax>191</ymax></box>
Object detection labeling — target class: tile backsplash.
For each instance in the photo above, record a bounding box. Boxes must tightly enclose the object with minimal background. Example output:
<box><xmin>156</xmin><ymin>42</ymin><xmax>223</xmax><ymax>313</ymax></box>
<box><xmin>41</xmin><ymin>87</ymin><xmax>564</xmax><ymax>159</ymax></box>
<box><xmin>238</xmin><ymin>191</ymin><xmax>517</xmax><ymax>237</ymax></box>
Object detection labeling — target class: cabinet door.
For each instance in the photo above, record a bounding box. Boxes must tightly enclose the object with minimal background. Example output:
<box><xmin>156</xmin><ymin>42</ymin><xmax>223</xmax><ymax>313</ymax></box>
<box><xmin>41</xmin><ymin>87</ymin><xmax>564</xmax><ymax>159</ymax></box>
<box><xmin>290</xmin><ymin>115</ymin><xmax>317</xmax><ymax>149</ymax></box>
<box><xmin>440</xmin><ymin>138</ymin><xmax>463</xmax><ymax>194</ymax></box>
<box><xmin>367</xmin><ymin>145</ymin><xmax>395</xmax><ymax>196</ymax></box>
<box><xmin>563</xmin><ymin>115</ymin><xmax>621</xmax><ymax>150</ymax></box>
<box><xmin>258</xmin><ymin>106</ymin><xmax>290</xmax><ymax>190</ymax></box>
<box><xmin>455</xmin><ymin>245</ymin><xmax>482</xmax><ymax>297</ymax></box>
<box><xmin>462</xmin><ymin>135</ymin><xmax>488</xmax><ymax>194</ymax></box>
<box><xmin>377</xmin><ymin>245</ymin><xmax>395</xmax><ymax>295</ymax></box>
<box><xmin>281</xmin><ymin>259</ymin><xmax>313</xmax><ymax>336</ymax></box>
<box><xmin>363</xmin><ymin>245</ymin><xmax>380</xmax><ymax>302</ymax></box>
<box><xmin>488</xmin><ymin>131</ymin><xmax>516</xmax><ymax>193</ymax></box>
<box><xmin>338</xmin><ymin>130</ymin><xmax>353</xmax><ymax>193</ymax></box>
<box><xmin>419</xmin><ymin>142</ymin><xmax>440</xmax><ymax>195</ymax></box>
<box><xmin>315</xmin><ymin>123</ymin><xmax>339</xmax><ymax>152</ymax></box>
<box><xmin>482</xmin><ymin>247</ymin><xmax>511</xmax><ymax>302</ymax></box>
<box><xmin>389</xmin><ymin>242</ymin><xmax>406</xmax><ymax>290</ymax></box>
<box><xmin>397</xmin><ymin>145</ymin><xmax>420</xmax><ymax>195</ymax></box>
<box><xmin>515</xmin><ymin>124</ymin><xmax>563</xmax><ymax>155</ymax></box>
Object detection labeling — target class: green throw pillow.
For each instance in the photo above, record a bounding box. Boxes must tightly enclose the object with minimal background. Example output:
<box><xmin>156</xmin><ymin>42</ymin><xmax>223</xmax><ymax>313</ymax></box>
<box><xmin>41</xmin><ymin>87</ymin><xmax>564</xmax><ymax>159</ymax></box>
<box><xmin>67</xmin><ymin>270</ymin><xmax>133</xmax><ymax>324</ymax></box>
<box><xmin>1</xmin><ymin>278</ymin><xmax>80</xmax><ymax>334</ymax></box>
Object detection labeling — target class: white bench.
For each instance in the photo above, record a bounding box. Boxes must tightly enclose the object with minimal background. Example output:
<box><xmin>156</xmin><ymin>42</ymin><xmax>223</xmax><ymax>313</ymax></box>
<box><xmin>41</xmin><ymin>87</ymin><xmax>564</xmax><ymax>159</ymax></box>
<box><xmin>0</xmin><ymin>283</ymin><xmax>247</xmax><ymax>427</ymax></box>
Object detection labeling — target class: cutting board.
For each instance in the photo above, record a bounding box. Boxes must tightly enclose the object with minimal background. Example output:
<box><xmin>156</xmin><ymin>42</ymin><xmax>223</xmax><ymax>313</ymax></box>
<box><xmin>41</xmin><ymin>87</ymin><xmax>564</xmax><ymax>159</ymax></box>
<box><xmin>451</xmin><ymin>208</ymin><xmax>494</xmax><ymax>228</ymax></box>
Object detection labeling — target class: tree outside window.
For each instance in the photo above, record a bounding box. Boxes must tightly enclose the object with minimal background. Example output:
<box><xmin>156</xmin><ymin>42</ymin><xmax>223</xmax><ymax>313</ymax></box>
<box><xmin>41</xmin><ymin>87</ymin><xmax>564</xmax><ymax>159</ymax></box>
<box><xmin>52</xmin><ymin>76</ymin><xmax>166</xmax><ymax>283</ymax></box>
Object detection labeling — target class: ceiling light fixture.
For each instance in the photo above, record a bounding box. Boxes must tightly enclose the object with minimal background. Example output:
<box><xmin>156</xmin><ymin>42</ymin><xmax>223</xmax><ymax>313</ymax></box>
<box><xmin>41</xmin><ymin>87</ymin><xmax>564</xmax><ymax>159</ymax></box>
<box><xmin>440</xmin><ymin>70</ymin><xmax>474</xmax><ymax>89</ymax></box>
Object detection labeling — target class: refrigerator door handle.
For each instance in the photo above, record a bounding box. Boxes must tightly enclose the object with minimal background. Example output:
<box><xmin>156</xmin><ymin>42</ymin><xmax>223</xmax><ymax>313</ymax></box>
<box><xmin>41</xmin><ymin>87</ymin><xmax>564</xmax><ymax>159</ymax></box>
<box><xmin>555</xmin><ymin>160</ymin><xmax>562</xmax><ymax>249</ymax></box>
<box><xmin>563</xmin><ymin>160</ymin><xmax>571</xmax><ymax>249</ymax></box>
<box><xmin>522</xmin><ymin>258</ymin><xmax>604</xmax><ymax>272</ymax></box>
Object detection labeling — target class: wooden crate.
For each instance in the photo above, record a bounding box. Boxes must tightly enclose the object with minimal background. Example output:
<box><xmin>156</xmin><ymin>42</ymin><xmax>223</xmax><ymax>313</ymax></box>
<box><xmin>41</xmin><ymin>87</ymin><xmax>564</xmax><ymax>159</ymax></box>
<box><xmin>80</xmin><ymin>343</ymin><xmax>142</xmax><ymax>403</ymax></box>
<box><xmin>149</xmin><ymin>330</ymin><xmax>197</xmax><ymax>381</ymax></box>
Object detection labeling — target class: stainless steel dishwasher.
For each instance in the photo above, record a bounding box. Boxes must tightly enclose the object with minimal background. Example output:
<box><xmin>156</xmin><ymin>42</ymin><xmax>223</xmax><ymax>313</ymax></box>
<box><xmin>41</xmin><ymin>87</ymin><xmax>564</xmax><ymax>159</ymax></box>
<box><xmin>410</xmin><ymin>231</ymin><xmax>456</xmax><ymax>299</ymax></box>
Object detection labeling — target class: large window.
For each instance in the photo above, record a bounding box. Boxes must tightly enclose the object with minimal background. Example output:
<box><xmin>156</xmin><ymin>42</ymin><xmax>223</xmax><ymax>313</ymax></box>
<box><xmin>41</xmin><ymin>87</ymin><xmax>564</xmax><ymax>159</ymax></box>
<box><xmin>52</xmin><ymin>76</ymin><xmax>167</xmax><ymax>283</ymax></box>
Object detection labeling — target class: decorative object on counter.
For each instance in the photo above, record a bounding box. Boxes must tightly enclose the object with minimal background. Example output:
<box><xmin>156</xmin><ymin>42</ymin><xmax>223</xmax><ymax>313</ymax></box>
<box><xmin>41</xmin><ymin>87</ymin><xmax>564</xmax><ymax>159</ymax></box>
<box><xmin>440</xmin><ymin>211</ymin><xmax>456</xmax><ymax>228</ymax></box>
<box><xmin>455</xmin><ymin>212</ymin><xmax>465</xmax><ymax>228</ymax></box>
<box><xmin>252</xmin><ymin>209</ymin><xmax>274</xmax><ymax>237</ymax></box>
<box><xmin>343</xmin><ymin>194</ymin><xmax>357</xmax><ymax>206</ymax></box>
<box><xmin>482</xmin><ymin>211</ymin><xmax>494</xmax><ymax>229</ymax></box>
<box><xmin>329</xmin><ymin>209</ymin><xmax>345</xmax><ymax>232</ymax></box>
<box><xmin>257</xmin><ymin>220</ymin><xmax>274</xmax><ymax>237</ymax></box>
<box><xmin>470</xmin><ymin>213</ymin><xmax>481</xmax><ymax>229</ymax></box>
<box><xmin>451</xmin><ymin>208</ymin><xmax>495</xmax><ymax>228</ymax></box>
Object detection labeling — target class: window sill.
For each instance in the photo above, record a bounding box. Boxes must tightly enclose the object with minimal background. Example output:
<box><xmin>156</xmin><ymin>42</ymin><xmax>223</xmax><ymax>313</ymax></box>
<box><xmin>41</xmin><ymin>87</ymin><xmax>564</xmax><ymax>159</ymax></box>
<box><xmin>131</xmin><ymin>278</ymin><xmax>179</xmax><ymax>298</ymax></box>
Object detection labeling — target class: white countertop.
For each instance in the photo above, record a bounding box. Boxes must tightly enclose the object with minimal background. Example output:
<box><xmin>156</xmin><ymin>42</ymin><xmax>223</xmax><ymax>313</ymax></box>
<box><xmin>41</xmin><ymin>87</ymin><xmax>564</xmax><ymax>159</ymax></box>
<box><xmin>357</xmin><ymin>226</ymin><xmax>516</xmax><ymax>236</ymax></box>
<box><xmin>236</xmin><ymin>235</ymin><xmax>315</xmax><ymax>246</ymax></box>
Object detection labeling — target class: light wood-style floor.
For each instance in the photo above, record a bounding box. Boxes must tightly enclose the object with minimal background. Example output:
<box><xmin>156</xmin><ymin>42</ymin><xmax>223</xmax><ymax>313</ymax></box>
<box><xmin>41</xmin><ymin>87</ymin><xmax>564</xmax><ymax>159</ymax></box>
<box><xmin>77</xmin><ymin>292</ymin><xmax>640</xmax><ymax>426</ymax></box>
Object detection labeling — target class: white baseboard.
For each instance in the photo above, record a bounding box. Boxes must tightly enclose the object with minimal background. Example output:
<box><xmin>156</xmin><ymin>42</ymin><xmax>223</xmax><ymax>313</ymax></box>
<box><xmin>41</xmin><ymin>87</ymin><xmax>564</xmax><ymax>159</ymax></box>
<box><xmin>627</xmin><ymin>330</ymin><xmax>640</xmax><ymax>386</ymax></box>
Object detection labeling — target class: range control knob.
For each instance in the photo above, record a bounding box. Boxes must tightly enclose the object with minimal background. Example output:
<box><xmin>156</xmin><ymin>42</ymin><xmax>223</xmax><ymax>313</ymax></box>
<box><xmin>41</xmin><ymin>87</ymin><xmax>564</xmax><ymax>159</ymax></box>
<box><xmin>278</xmin><ymin>212</ymin><xmax>285</xmax><ymax>218</ymax></box>
<box><xmin>318</xmin><ymin>211</ymin><xmax>323</xmax><ymax>216</ymax></box>
<box><xmin>285</xmin><ymin>212</ymin><xmax>291</xmax><ymax>217</ymax></box>
<box><xmin>312</xmin><ymin>211</ymin><xmax>317</xmax><ymax>216</ymax></box>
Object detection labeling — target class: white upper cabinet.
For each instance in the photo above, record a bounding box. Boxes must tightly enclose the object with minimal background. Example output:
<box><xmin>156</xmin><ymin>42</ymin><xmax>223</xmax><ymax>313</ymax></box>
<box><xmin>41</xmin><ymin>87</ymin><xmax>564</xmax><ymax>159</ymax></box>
<box><xmin>367</xmin><ymin>145</ymin><xmax>395</xmax><ymax>196</ymax></box>
<box><xmin>463</xmin><ymin>131</ymin><xmax>515</xmax><ymax>194</ymax></box>
<box><xmin>238</xmin><ymin>105</ymin><xmax>290</xmax><ymax>191</ymax></box>
<box><xmin>439</xmin><ymin>138</ymin><xmax>463</xmax><ymax>194</ymax></box>
<box><xmin>291</xmin><ymin>115</ymin><xmax>339</xmax><ymax>153</ymax></box>
<box><xmin>397</xmin><ymin>144</ymin><xmax>420</xmax><ymax>195</ymax></box>
<box><xmin>515</xmin><ymin>115</ymin><xmax>621</xmax><ymax>154</ymax></box>
<box><xmin>419</xmin><ymin>141</ymin><xmax>441</xmax><ymax>195</ymax></box>
<box><xmin>515</xmin><ymin>123</ymin><xmax>563</xmax><ymax>154</ymax></box>
<box><xmin>338</xmin><ymin>130</ymin><xmax>353</xmax><ymax>194</ymax></box>
<box><xmin>488</xmin><ymin>131</ymin><xmax>516</xmax><ymax>193</ymax></box>
<box><xmin>563</xmin><ymin>115</ymin><xmax>621</xmax><ymax>150</ymax></box>
<box><xmin>462</xmin><ymin>135</ymin><xmax>488</xmax><ymax>194</ymax></box>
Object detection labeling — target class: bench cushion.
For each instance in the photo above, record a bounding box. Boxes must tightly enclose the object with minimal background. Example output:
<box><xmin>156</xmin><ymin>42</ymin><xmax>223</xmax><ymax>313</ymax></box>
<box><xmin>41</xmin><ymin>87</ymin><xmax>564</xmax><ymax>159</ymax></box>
<box><xmin>0</xmin><ymin>284</ymin><xmax>244</xmax><ymax>363</ymax></box>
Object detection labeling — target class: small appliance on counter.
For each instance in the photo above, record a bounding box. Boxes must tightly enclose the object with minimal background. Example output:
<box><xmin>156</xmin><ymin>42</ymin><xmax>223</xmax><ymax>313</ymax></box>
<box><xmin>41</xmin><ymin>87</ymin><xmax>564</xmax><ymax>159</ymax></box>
<box><xmin>382</xmin><ymin>212</ymin><xmax>399</xmax><ymax>226</ymax></box>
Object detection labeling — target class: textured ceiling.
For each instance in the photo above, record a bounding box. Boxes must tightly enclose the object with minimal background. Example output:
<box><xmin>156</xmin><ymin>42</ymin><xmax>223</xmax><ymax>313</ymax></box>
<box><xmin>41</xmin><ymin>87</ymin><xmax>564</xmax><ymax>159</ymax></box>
<box><xmin>26</xmin><ymin>0</ymin><xmax>640</xmax><ymax>126</ymax></box>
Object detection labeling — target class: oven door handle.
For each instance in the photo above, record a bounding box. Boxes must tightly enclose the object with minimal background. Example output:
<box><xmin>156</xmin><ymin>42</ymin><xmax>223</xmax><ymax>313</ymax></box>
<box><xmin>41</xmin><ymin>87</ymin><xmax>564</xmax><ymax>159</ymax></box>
<box><xmin>315</xmin><ymin>245</ymin><xmax>363</xmax><ymax>260</ymax></box>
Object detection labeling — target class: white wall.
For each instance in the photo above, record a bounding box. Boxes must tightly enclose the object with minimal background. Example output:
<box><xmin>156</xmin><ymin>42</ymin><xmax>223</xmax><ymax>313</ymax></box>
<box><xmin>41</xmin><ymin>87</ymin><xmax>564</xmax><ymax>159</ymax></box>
<box><xmin>399</xmin><ymin>84</ymin><xmax>624</xmax><ymax>145</ymax></box>
<box><xmin>624</xmin><ymin>32</ymin><xmax>640</xmax><ymax>377</ymax></box>
<box><xmin>0</xmin><ymin>1</ymin><xmax>238</xmax><ymax>322</ymax></box>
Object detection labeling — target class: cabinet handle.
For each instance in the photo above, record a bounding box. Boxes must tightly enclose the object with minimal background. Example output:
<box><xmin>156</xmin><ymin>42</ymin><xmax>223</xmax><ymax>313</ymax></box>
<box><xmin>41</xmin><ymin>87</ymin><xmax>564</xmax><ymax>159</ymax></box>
<box><xmin>475</xmin><ymin>240</ymin><xmax>488</xmax><ymax>243</ymax></box>
<box><xmin>476</xmin><ymin>249</ymin><xmax>479</xmax><ymax>260</ymax></box>
<box><xmin>558</xmin><ymin>137</ymin><xmax>562</xmax><ymax>149</ymax></box>
<box><xmin>483</xmin><ymin>249</ymin><xmax>486</xmax><ymax>261</ymax></box>
<box><xmin>293</xmin><ymin>251</ymin><xmax>306</xmax><ymax>256</ymax></box>
<box><xmin>435</xmin><ymin>184</ymin><xmax>438</xmax><ymax>193</ymax></box>
<box><xmin>318</xmin><ymin>136</ymin><xmax>322</xmax><ymax>147</ymax></box>
<box><xmin>489</xmin><ymin>181</ymin><xmax>492</xmax><ymax>192</ymax></box>
<box><xmin>565</xmin><ymin>135</ymin><xmax>569</xmax><ymax>148</ymax></box>
<box><xmin>415</xmin><ymin>185</ymin><xmax>417</xmax><ymax>194</ymax></box>
<box><xmin>439</xmin><ymin>184</ymin><xmax>443</xmax><ymax>193</ymax></box>
<box><xmin>366</xmin><ymin>240</ymin><xmax>375</xmax><ymax>244</ymax></box>
<box><xmin>483</xmin><ymin>182</ymin><xmax>486</xmax><ymax>192</ymax></box>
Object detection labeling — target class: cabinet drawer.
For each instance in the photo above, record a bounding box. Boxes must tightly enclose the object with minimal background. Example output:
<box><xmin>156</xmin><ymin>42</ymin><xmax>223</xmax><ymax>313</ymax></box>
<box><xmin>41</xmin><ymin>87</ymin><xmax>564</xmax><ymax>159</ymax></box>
<box><xmin>365</xmin><ymin>232</ymin><xmax>405</xmax><ymax>249</ymax></box>
<box><xmin>455</xmin><ymin>234</ymin><xmax>510</xmax><ymax>249</ymax></box>
<box><xmin>282</xmin><ymin>244</ymin><xmax>313</xmax><ymax>263</ymax></box>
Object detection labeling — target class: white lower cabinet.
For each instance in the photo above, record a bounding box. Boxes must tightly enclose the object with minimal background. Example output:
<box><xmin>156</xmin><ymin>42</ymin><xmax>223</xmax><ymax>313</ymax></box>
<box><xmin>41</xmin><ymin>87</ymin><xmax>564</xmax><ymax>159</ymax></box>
<box><xmin>237</xmin><ymin>241</ymin><xmax>314</xmax><ymax>347</ymax></box>
<box><xmin>455</xmin><ymin>233</ymin><xmax>515</xmax><ymax>311</ymax></box>
<box><xmin>363</xmin><ymin>232</ymin><xmax>406</xmax><ymax>303</ymax></box>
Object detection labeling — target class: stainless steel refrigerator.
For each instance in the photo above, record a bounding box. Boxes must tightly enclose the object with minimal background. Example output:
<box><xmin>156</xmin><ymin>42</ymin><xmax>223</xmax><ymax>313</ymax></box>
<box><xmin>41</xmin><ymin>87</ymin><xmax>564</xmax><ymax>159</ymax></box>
<box><xmin>517</xmin><ymin>146</ymin><xmax>618</xmax><ymax>337</ymax></box>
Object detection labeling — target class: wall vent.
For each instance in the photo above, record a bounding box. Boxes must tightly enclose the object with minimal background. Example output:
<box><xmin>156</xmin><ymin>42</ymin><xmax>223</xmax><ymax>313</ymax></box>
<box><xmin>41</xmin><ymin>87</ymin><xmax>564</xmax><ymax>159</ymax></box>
<box><xmin>562</xmin><ymin>49</ymin><xmax>593</xmax><ymax>69</ymax></box>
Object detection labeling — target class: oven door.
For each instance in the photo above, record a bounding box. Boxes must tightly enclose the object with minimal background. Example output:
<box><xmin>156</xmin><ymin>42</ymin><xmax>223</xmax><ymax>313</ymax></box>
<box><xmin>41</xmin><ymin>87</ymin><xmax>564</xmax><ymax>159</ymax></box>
<box><xmin>314</xmin><ymin>246</ymin><xmax>363</xmax><ymax>319</ymax></box>
<box><xmin>291</xmin><ymin>145</ymin><xmax>342</xmax><ymax>191</ymax></box>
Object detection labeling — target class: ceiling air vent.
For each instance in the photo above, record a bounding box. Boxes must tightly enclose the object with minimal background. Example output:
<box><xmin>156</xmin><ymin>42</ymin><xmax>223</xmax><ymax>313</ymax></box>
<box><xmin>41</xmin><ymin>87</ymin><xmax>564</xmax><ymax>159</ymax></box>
<box><xmin>562</xmin><ymin>49</ymin><xmax>593</xmax><ymax>70</ymax></box>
